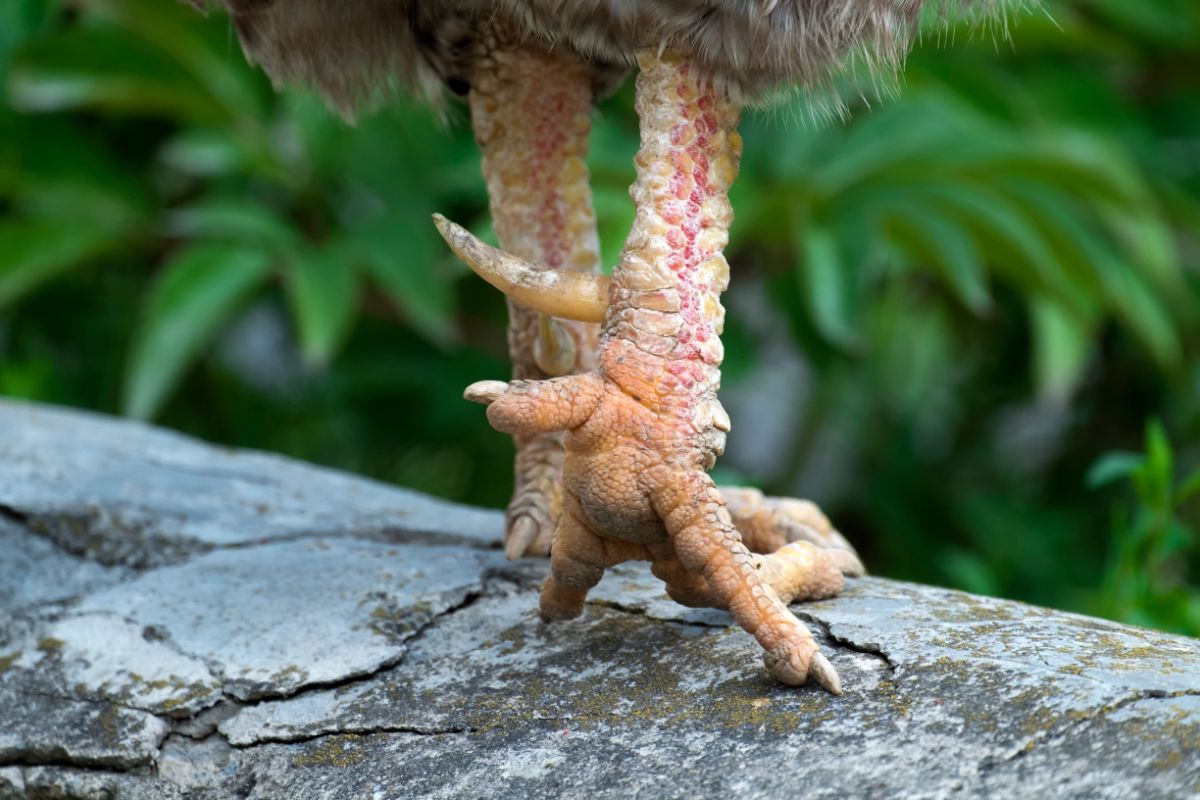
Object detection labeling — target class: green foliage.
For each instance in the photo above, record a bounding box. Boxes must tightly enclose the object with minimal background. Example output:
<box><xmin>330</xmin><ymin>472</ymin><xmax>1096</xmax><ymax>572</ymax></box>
<box><xmin>2</xmin><ymin>0</ymin><xmax>478</xmax><ymax>420</ymax></box>
<box><xmin>124</xmin><ymin>243</ymin><xmax>272</xmax><ymax>419</ymax></box>
<box><xmin>1088</xmin><ymin>423</ymin><xmax>1200</xmax><ymax>635</ymax></box>
<box><xmin>0</xmin><ymin>0</ymin><xmax>1198</xmax><ymax>635</ymax></box>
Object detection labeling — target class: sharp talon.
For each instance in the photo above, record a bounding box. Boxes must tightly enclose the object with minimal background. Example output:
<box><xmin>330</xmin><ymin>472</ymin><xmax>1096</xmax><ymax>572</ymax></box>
<box><xmin>464</xmin><ymin>380</ymin><xmax>509</xmax><ymax>404</ymax></box>
<box><xmin>826</xmin><ymin>527</ymin><xmax>860</xmax><ymax>556</ymax></box>
<box><xmin>809</xmin><ymin>651</ymin><xmax>842</xmax><ymax>695</ymax></box>
<box><xmin>432</xmin><ymin>213</ymin><xmax>610</xmax><ymax>323</ymax></box>
<box><xmin>829</xmin><ymin>548</ymin><xmax>866</xmax><ymax>578</ymax></box>
<box><xmin>506</xmin><ymin>516</ymin><xmax>539</xmax><ymax>560</ymax></box>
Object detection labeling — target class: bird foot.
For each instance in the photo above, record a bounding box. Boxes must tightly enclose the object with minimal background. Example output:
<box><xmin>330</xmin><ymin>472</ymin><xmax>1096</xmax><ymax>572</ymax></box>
<box><xmin>467</xmin><ymin>373</ymin><xmax>854</xmax><ymax>694</ymax></box>
<box><xmin>502</xmin><ymin>450</ymin><xmax>864</xmax><ymax>573</ymax></box>
<box><xmin>453</xmin><ymin>49</ymin><xmax>858</xmax><ymax>691</ymax></box>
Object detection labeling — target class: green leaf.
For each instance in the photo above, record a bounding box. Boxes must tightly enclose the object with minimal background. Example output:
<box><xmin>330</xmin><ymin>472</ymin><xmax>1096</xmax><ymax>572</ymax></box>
<box><xmin>592</xmin><ymin>183</ymin><xmax>635</xmax><ymax>271</ymax></box>
<box><xmin>939</xmin><ymin>548</ymin><xmax>1001</xmax><ymax>597</ymax></box>
<box><xmin>89</xmin><ymin>0</ymin><xmax>269</xmax><ymax>125</ymax></box>
<box><xmin>0</xmin><ymin>220</ymin><xmax>118</xmax><ymax>307</ymax></box>
<box><xmin>159</xmin><ymin>129</ymin><xmax>249</xmax><ymax>177</ymax></box>
<box><xmin>0</xmin><ymin>0</ymin><xmax>54</xmax><ymax>77</ymax></box>
<box><xmin>123</xmin><ymin>244</ymin><xmax>272</xmax><ymax>419</ymax></box>
<box><xmin>1178</xmin><ymin>468</ymin><xmax>1200</xmax><ymax>506</ymax></box>
<box><xmin>350</xmin><ymin>214</ymin><xmax>457</xmax><ymax>346</ymax></box>
<box><xmin>1143</xmin><ymin>419</ymin><xmax>1174</xmax><ymax>509</ymax></box>
<box><xmin>796</xmin><ymin>221</ymin><xmax>858</xmax><ymax>349</ymax></box>
<box><xmin>888</xmin><ymin>207</ymin><xmax>992</xmax><ymax>315</ymax></box>
<box><xmin>1099</xmin><ymin>202</ymin><xmax>1186</xmax><ymax>301</ymax></box>
<box><xmin>1101</xmin><ymin>260</ymin><xmax>1182</xmax><ymax>368</ymax></box>
<box><xmin>166</xmin><ymin>198</ymin><xmax>299</xmax><ymax>251</ymax></box>
<box><xmin>1086</xmin><ymin>451</ymin><xmax>1145</xmax><ymax>489</ymax></box>
<box><xmin>813</xmin><ymin>96</ymin><xmax>970</xmax><ymax>194</ymax></box>
<box><xmin>0</xmin><ymin>114</ymin><xmax>150</xmax><ymax>227</ymax></box>
<box><xmin>925</xmin><ymin>182</ymin><xmax>1085</xmax><ymax>312</ymax></box>
<box><xmin>283</xmin><ymin>244</ymin><xmax>358</xmax><ymax>365</ymax></box>
<box><xmin>8</xmin><ymin>27</ymin><xmax>226</xmax><ymax>121</ymax></box>
<box><xmin>1030</xmin><ymin>298</ymin><xmax>1094</xmax><ymax>401</ymax></box>
<box><xmin>1005</xmin><ymin>181</ymin><xmax>1181</xmax><ymax>367</ymax></box>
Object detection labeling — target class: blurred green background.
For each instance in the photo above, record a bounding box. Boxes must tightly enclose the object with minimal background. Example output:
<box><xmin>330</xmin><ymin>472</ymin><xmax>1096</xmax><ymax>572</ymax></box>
<box><xmin>1</xmin><ymin>0</ymin><xmax>1197</xmax><ymax>634</ymax></box>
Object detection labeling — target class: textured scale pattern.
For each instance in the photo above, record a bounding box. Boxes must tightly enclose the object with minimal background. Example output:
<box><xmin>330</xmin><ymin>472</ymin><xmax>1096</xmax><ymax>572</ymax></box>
<box><xmin>468</xmin><ymin>29</ymin><xmax>604</xmax><ymax>557</ymax></box>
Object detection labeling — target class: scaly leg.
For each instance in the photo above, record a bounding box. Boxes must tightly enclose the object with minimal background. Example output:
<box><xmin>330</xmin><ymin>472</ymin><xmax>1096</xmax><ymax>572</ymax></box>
<box><xmin>462</xmin><ymin>32</ymin><xmax>861</xmax><ymax>566</ymax></box>
<box><xmin>453</xmin><ymin>52</ymin><xmax>856</xmax><ymax>690</ymax></box>
<box><xmin>468</xmin><ymin>29</ymin><xmax>602</xmax><ymax>560</ymax></box>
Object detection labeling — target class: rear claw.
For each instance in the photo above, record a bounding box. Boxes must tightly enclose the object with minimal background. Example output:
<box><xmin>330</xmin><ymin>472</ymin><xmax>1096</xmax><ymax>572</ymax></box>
<box><xmin>433</xmin><ymin>213</ymin><xmax>610</xmax><ymax>323</ymax></box>
<box><xmin>506</xmin><ymin>515</ymin><xmax>540</xmax><ymax>560</ymax></box>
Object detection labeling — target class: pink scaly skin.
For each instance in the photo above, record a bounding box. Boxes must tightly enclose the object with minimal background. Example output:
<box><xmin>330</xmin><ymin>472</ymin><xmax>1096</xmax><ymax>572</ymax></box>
<box><xmin>468</xmin><ymin>29</ymin><xmax>603</xmax><ymax>559</ymax></box>
<box><xmin>468</xmin><ymin>33</ymin><xmax>863</xmax><ymax>568</ymax></box>
<box><xmin>464</xmin><ymin>51</ymin><xmax>859</xmax><ymax>691</ymax></box>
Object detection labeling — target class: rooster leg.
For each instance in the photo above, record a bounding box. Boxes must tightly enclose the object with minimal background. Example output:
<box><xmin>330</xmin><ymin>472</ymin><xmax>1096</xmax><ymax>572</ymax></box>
<box><xmin>456</xmin><ymin>51</ymin><xmax>857</xmax><ymax>689</ymax></box>
<box><xmin>468</xmin><ymin>29</ymin><xmax>602</xmax><ymax>560</ymax></box>
<box><xmin>456</xmin><ymin>42</ymin><xmax>862</xmax><ymax>567</ymax></box>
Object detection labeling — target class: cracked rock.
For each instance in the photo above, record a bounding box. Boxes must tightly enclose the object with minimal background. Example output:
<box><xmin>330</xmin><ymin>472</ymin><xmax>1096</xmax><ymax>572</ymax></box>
<box><xmin>76</xmin><ymin>538</ymin><xmax>504</xmax><ymax>700</ymax></box>
<box><xmin>1</xmin><ymin>400</ymin><xmax>1199</xmax><ymax>799</ymax></box>
<box><xmin>0</xmin><ymin>662</ymin><xmax>170</xmax><ymax>770</ymax></box>
<box><xmin>0</xmin><ymin>518</ymin><xmax>129</xmax><ymax>611</ymax></box>
<box><xmin>0</xmin><ymin>399</ymin><xmax>502</xmax><ymax>567</ymax></box>
<box><xmin>2</xmin><ymin>613</ymin><xmax>221</xmax><ymax>718</ymax></box>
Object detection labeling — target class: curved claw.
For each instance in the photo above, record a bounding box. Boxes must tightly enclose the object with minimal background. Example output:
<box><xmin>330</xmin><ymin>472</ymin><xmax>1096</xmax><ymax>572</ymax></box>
<box><xmin>828</xmin><ymin>548</ymin><xmax>866</xmax><ymax>579</ymax></box>
<box><xmin>464</xmin><ymin>380</ymin><xmax>509</xmax><ymax>404</ymax></box>
<box><xmin>433</xmin><ymin>214</ymin><xmax>610</xmax><ymax>323</ymax></box>
<box><xmin>763</xmin><ymin>642</ymin><xmax>841</xmax><ymax>694</ymax></box>
<box><xmin>808</xmin><ymin>651</ymin><xmax>842</xmax><ymax>695</ymax></box>
<box><xmin>506</xmin><ymin>515</ymin><xmax>540</xmax><ymax>560</ymax></box>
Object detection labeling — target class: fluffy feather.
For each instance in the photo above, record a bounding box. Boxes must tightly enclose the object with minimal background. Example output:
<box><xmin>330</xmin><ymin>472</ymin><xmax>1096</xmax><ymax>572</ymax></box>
<box><xmin>195</xmin><ymin>0</ymin><xmax>1014</xmax><ymax>113</ymax></box>
<box><xmin>189</xmin><ymin>0</ymin><xmax>466</xmax><ymax>116</ymax></box>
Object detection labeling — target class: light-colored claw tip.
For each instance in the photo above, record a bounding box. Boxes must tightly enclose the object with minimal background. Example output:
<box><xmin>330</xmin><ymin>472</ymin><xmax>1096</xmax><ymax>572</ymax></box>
<box><xmin>809</xmin><ymin>651</ymin><xmax>842</xmax><ymax>695</ymax></box>
<box><xmin>830</xmin><ymin>548</ymin><xmax>866</xmax><ymax>578</ymax></box>
<box><xmin>464</xmin><ymin>380</ymin><xmax>508</xmax><ymax>405</ymax></box>
<box><xmin>432</xmin><ymin>212</ymin><xmax>609</xmax><ymax>324</ymax></box>
<box><xmin>828</xmin><ymin>527</ymin><xmax>863</xmax><ymax>560</ymax></box>
<box><xmin>505</xmin><ymin>516</ymin><xmax>539</xmax><ymax>560</ymax></box>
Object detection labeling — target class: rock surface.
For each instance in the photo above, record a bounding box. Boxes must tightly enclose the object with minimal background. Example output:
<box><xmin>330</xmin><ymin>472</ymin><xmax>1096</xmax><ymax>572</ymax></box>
<box><xmin>1</xmin><ymin>398</ymin><xmax>1198</xmax><ymax>799</ymax></box>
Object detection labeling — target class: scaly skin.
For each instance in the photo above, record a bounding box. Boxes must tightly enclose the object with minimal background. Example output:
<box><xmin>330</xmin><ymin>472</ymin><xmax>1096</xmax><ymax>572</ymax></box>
<box><xmin>467</xmin><ymin>32</ymin><xmax>861</xmax><ymax>566</ymax></box>
<box><xmin>468</xmin><ymin>30</ymin><xmax>602</xmax><ymax>559</ymax></box>
<box><xmin>464</xmin><ymin>51</ymin><xmax>858</xmax><ymax>690</ymax></box>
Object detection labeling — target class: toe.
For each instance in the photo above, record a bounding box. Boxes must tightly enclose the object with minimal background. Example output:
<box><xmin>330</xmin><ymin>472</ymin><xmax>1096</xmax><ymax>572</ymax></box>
<box><xmin>763</xmin><ymin>641</ymin><xmax>841</xmax><ymax>694</ymax></box>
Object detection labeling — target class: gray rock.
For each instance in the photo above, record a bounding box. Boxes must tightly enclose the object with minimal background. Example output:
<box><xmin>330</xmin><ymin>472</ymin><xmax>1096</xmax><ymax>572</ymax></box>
<box><xmin>0</xmin><ymin>399</ymin><xmax>502</xmax><ymax>567</ymax></box>
<box><xmin>0</xmin><ymin>768</ymin><xmax>24</xmax><ymax>797</ymax></box>
<box><xmin>1</xmin><ymin>613</ymin><xmax>220</xmax><ymax>718</ymax></box>
<box><xmin>1</xmin><ymin>401</ymin><xmax>1198</xmax><ymax>799</ymax></box>
<box><xmin>0</xmin><ymin>663</ymin><xmax>169</xmax><ymax>770</ymax></box>
<box><xmin>0</xmin><ymin>519</ymin><xmax>129</xmax><ymax>611</ymax></box>
<box><xmin>76</xmin><ymin>538</ymin><xmax>504</xmax><ymax>700</ymax></box>
<box><xmin>13</xmin><ymin>767</ymin><xmax>194</xmax><ymax>800</ymax></box>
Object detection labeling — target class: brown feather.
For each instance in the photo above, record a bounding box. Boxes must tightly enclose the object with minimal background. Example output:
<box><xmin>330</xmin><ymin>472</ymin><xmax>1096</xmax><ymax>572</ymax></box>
<box><xmin>191</xmin><ymin>0</ymin><xmax>1020</xmax><ymax>114</ymax></box>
